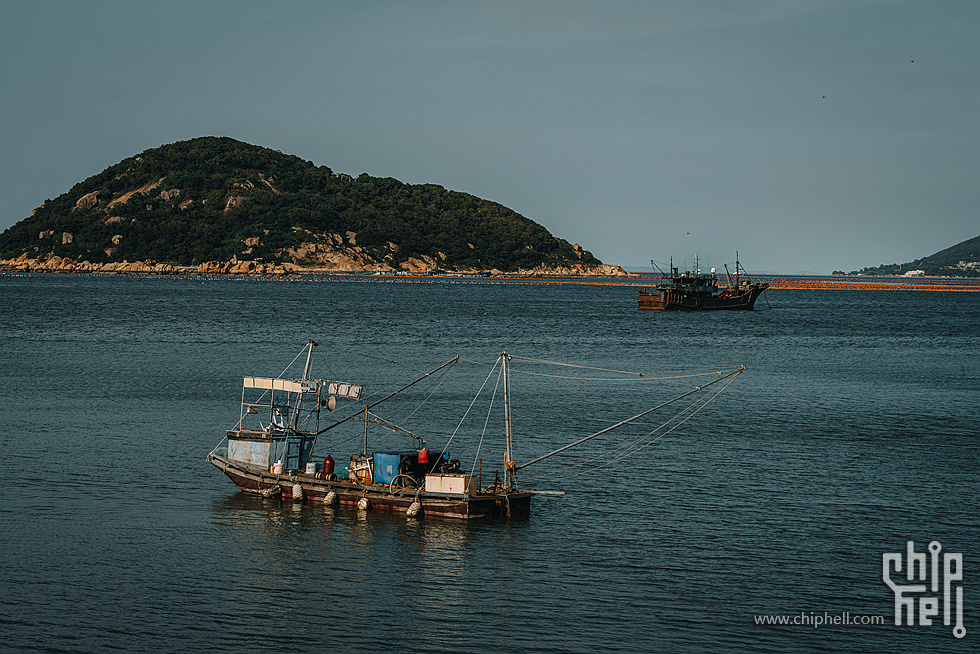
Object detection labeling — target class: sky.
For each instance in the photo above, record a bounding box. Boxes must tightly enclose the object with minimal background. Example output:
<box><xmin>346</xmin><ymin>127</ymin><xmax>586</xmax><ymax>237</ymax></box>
<box><xmin>1</xmin><ymin>1</ymin><xmax>976</xmax><ymax>274</ymax></box>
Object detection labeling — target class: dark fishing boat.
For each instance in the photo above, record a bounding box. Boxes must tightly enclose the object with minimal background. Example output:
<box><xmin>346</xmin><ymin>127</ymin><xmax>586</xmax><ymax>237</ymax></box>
<box><xmin>208</xmin><ymin>341</ymin><xmax>746</xmax><ymax>519</ymax></box>
<box><xmin>638</xmin><ymin>255</ymin><xmax>769</xmax><ymax>311</ymax></box>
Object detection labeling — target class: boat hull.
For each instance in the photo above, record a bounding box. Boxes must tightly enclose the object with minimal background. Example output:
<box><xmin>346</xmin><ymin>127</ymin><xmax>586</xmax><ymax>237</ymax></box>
<box><xmin>208</xmin><ymin>453</ymin><xmax>531</xmax><ymax>520</ymax></box>
<box><xmin>638</xmin><ymin>283</ymin><xmax>768</xmax><ymax>310</ymax></box>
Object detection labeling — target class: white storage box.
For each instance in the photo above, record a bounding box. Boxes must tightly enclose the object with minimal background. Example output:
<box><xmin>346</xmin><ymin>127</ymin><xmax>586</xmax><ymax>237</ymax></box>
<box><xmin>424</xmin><ymin>473</ymin><xmax>478</xmax><ymax>496</ymax></box>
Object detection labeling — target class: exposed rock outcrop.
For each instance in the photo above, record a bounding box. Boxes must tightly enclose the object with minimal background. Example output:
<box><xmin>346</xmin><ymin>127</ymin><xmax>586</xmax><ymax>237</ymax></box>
<box><xmin>107</xmin><ymin>177</ymin><xmax>164</xmax><ymax>209</ymax></box>
<box><xmin>0</xmin><ymin>253</ymin><xmax>180</xmax><ymax>275</ymax></box>
<box><xmin>0</xmin><ymin>252</ymin><xmax>633</xmax><ymax>278</ymax></box>
<box><xmin>257</xmin><ymin>173</ymin><xmax>281</xmax><ymax>195</ymax></box>
<box><xmin>518</xmin><ymin>263</ymin><xmax>631</xmax><ymax>277</ymax></box>
<box><xmin>72</xmin><ymin>192</ymin><xmax>100</xmax><ymax>212</ymax></box>
<box><xmin>196</xmin><ymin>260</ymin><xmax>289</xmax><ymax>275</ymax></box>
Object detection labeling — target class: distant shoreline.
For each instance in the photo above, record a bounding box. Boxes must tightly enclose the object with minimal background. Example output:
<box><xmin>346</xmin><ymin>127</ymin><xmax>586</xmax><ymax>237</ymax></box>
<box><xmin>3</xmin><ymin>268</ymin><xmax>978</xmax><ymax>292</ymax></box>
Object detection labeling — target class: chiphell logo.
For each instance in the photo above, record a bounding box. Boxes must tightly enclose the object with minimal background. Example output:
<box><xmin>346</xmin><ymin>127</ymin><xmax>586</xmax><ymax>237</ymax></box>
<box><xmin>883</xmin><ymin>540</ymin><xmax>965</xmax><ymax>638</ymax></box>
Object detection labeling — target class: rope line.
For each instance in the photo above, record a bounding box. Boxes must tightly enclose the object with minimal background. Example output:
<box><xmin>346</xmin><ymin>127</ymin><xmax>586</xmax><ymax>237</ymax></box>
<box><xmin>523</xmin><ymin>371</ymin><xmax>741</xmax><ymax>482</ymax></box>
<box><xmin>435</xmin><ymin>356</ymin><xmax>501</xmax><ymax>468</ymax></box>
<box><xmin>516</xmin><ymin>367</ymin><xmax>743</xmax><ymax>471</ymax></box>
<box><xmin>509</xmin><ymin>355</ymin><xmax>647</xmax><ymax>377</ymax></box>
<box><xmin>396</xmin><ymin>361</ymin><xmax>457</xmax><ymax>426</ymax></box>
<box><xmin>276</xmin><ymin>343</ymin><xmax>310</xmax><ymax>379</ymax></box>
<box><xmin>470</xmin><ymin>360</ymin><xmax>503</xmax><ymax>473</ymax></box>
<box><xmin>461</xmin><ymin>356</ymin><xmax>743</xmax><ymax>384</ymax></box>
<box><xmin>318</xmin><ymin>341</ymin><xmax>399</xmax><ymax>364</ymax></box>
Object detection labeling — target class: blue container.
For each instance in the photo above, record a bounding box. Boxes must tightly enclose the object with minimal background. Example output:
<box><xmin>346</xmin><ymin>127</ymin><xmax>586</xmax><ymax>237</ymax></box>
<box><xmin>373</xmin><ymin>451</ymin><xmax>416</xmax><ymax>484</ymax></box>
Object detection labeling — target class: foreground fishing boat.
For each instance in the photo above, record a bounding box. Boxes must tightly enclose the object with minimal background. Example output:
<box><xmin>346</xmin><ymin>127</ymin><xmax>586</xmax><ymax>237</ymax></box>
<box><xmin>208</xmin><ymin>341</ymin><xmax>541</xmax><ymax>519</ymax></box>
<box><xmin>208</xmin><ymin>341</ymin><xmax>745</xmax><ymax>519</ymax></box>
<box><xmin>638</xmin><ymin>255</ymin><xmax>769</xmax><ymax>310</ymax></box>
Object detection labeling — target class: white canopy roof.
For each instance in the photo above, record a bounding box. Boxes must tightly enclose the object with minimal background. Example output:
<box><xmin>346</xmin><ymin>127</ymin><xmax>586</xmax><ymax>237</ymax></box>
<box><xmin>243</xmin><ymin>377</ymin><xmax>362</xmax><ymax>399</ymax></box>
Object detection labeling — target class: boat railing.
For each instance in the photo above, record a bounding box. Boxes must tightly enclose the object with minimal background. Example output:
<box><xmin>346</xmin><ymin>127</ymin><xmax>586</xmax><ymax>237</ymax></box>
<box><xmin>226</xmin><ymin>428</ymin><xmax>289</xmax><ymax>439</ymax></box>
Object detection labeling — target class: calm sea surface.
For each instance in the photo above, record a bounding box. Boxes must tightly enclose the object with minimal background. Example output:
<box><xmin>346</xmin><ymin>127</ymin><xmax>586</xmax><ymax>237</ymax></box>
<box><xmin>0</xmin><ymin>273</ymin><xmax>976</xmax><ymax>653</ymax></box>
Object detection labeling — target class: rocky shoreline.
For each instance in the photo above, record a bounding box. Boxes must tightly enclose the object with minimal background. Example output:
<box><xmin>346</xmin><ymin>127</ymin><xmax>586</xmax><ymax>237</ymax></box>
<box><xmin>0</xmin><ymin>252</ymin><xmax>634</xmax><ymax>278</ymax></box>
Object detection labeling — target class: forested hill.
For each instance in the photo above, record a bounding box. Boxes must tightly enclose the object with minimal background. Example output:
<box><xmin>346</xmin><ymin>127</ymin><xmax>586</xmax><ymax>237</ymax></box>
<box><xmin>0</xmin><ymin>137</ymin><xmax>610</xmax><ymax>274</ymax></box>
<box><xmin>836</xmin><ymin>235</ymin><xmax>980</xmax><ymax>277</ymax></box>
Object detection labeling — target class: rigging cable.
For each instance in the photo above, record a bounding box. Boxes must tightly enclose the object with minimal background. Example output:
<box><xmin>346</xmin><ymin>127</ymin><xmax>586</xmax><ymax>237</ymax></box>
<box><xmin>463</xmin><ymin>355</ymin><xmax>741</xmax><ymax>384</ymax></box>
<box><xmin>276</xmin><ymin>343</ymin><xmax>311</xmax><ymax>379</ymax></box>
<box><xmin>313</xmin><ymin>356</ymin><xmax>460</xmax><ymax>437</ymax></box>
<box><xmin>358</xmin><ymin>362</ymin><xmax>458</xmax><ymax>450</ymax></box>
<box><xmin>396</xmin><ymin>360</ymin><xmax>457</xmax><ymax>426</ymax></box>
<box><xmin>430</xmin><ymin>355</ymin><xmax>501</xmax><ymax>473</ymax></box>
<box><xmin>515</xmin><ymin>367</ymin><xmax>744</xmax><ymax>472</ymax></box>
<box><xmin>508</xmin><ymin>355</ymin><xmax>647</xmax><ymax>377</ymax></box>
<box><xmin>318</xmin><ymin>341</ymin><xmax>399</xmax><ymax>365</ymax></box>
<box><xmin>524</xmin><ymin>401</ymin><xmax>700</xmax><ymax>482</ymax></box>
<box><xmin>468</xmin><ymin>360</ymin><xmax>503</xmax><ymax>475</ymax></box>
<box><xmin>523</xmin><ymin>370</ymin><xmax>741</xmax><ymax>483</ymax></box>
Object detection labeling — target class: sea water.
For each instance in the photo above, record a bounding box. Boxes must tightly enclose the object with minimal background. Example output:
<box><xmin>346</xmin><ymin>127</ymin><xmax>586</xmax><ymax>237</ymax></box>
<box><xmin>0</xmin><ymin>273</ymin><xmax>976</xmax><ymax>653</ymax></box>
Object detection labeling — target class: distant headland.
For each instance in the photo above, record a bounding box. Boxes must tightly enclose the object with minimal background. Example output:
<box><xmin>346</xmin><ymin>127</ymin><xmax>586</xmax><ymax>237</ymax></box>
<box><xmin>831</xmin><ymin>234</ymin><xmax>979</xmax><ymax>278</ymax></box>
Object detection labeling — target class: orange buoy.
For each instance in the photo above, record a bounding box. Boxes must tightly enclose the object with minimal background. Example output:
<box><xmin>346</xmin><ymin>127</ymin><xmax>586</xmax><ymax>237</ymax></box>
<box><xmin>418</xmin><ymin>449</ymin><xmax>430</xmax><ymax>463</ymax></box>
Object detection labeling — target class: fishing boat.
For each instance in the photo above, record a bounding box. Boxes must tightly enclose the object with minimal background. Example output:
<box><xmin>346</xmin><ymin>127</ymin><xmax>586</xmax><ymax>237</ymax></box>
<box><xmin>638</xmin><ymin>255</ymin><xmax>769</xmax><ymax>311</ymax></box>
<box><xmin>207</xmin><ymin>341</ymin><xmax>745</xmax><ymax>519</ymax></box>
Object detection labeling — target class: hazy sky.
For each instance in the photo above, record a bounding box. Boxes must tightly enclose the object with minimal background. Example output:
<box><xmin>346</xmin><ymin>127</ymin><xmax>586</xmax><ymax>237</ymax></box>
<box><xmin>1</xmin><ymin>1</ymin><xmax>976</xmax><ymax>274</ymax></box>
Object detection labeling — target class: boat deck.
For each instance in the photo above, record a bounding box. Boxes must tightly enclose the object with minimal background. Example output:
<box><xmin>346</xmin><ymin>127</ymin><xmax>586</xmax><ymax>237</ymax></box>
<box><xmin>209</xmin><ymin>452</ymin><xmax>533</xmax><ymax>519</ymax></box>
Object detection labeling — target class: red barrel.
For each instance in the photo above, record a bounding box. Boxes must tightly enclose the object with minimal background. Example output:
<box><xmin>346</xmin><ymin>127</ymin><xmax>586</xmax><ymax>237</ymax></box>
<box><xmin>322</xmin><ymin>456</ymin><xmax>335</xmax><ymax>475</ymax></box>
<box><xmin>417</xmin><ymin>449</ymin><xmax>430</xmax><ymax>463</ymax></box>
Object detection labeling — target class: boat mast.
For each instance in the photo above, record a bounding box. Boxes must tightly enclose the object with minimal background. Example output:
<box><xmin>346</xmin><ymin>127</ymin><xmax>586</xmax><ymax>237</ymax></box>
<box><xmin>295</xmin><ymin>340</ymin><xmax>318</xmax><ymax>430</ymax></box>
<box><xmin>723</xmin><ymin>263</ymin><xmax>735</xmax><ymax>290</ymax></box>
<box><xmin>502</xmin><ymin>352</ymin><xmax>515</xmax><ymax>490</ymax></box>
<box><xmin>301</xmin><ymin>340</ymin><xmax>317</xmax><ymax>379</ymax></box>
